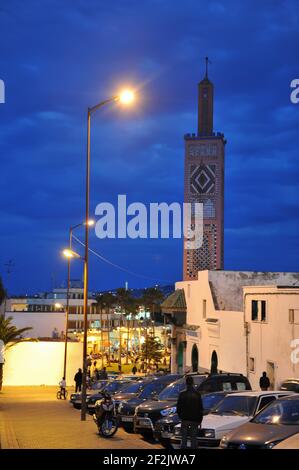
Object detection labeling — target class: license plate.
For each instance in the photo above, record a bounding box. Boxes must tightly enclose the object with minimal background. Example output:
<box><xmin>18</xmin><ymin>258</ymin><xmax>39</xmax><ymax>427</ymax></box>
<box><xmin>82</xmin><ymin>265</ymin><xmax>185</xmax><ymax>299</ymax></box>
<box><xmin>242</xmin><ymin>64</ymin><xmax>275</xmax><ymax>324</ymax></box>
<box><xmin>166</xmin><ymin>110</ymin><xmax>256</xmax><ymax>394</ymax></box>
<box><xmin>121</xmin><ymin>416</ymin><xmax>133</xmax><ymax>422</ymax></box>
<box><xmin>138</xmin><ymin>418</ymin><xmax>151</xmax><ymax>427</ymax></box>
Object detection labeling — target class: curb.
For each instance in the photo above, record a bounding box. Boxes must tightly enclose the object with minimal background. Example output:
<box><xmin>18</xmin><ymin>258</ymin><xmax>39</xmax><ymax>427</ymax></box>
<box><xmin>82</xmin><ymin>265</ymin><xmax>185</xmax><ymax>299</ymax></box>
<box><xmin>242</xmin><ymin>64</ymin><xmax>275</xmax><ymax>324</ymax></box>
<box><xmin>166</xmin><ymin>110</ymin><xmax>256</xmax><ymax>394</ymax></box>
<box><xmin>0</xmin><ymin>411</ymin><xmax>19</xmax><ymax>449</ymax></box>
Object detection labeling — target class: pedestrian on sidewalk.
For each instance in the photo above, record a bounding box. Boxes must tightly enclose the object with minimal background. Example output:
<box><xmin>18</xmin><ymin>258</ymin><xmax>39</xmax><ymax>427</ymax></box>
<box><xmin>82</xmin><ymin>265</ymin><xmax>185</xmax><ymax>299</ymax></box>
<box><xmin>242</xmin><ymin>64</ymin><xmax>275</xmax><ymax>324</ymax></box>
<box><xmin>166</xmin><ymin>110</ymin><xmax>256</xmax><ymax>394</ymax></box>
<box><xmin>74</xmin><ymin>368</ymin><xmax>83</xmax><ymax>392</ymax></box>
<box><xmin>259</xmin><ymin>371</ymin><xmax>270</xmax><ymax>391</ymax></box>
<box><xmin>59</xmin><ymin>377</ymin><xmax>66</xmax><ymax>399</ymax></box>
<box><xmin>177</xmin><ymin>375</ymin><xmax>203</xmax><ymax>450</ymax></box>
<box><xmin>98</xmin><ymin>367</ymin><xmax>108</xmax><ymax>380</ymax></box>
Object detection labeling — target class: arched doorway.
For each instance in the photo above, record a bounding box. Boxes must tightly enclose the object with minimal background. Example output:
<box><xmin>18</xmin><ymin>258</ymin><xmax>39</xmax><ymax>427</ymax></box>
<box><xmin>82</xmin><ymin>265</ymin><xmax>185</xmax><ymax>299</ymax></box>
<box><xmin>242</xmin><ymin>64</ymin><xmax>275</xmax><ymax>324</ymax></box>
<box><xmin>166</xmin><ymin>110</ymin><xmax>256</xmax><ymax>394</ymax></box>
<box><xmin>191</xmin><ymin>344</ymin><xmax>199</xmax><ymax>372</ymax></box>
<box><xmin>177</xmin><ymin>342</ymin><xmax>184</xmax><ymax>372</ymax></box>
<box><xmin>210</xmin><ymin>350</ymin><xmax>218</xmax><ymax>375</ymax></box>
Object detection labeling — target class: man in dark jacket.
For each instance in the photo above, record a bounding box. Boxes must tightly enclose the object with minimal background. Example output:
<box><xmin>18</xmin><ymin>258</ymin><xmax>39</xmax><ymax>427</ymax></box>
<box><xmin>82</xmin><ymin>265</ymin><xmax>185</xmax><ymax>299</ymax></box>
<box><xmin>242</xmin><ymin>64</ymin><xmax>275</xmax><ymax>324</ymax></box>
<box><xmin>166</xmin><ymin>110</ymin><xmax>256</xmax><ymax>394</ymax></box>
<box><xmin>259</xmin><ymin>371</ymin><xmax>270</xmax><ymax>391</ymax></box>
<box><xmin>74</xmin><ymin>368</ymin><xmax>83</xmax><ymax>392</ymax></box>
<box><xmin>177</xmin><ymin>375</ymin><xmax>203</xmax><ymax>449</ymax></box>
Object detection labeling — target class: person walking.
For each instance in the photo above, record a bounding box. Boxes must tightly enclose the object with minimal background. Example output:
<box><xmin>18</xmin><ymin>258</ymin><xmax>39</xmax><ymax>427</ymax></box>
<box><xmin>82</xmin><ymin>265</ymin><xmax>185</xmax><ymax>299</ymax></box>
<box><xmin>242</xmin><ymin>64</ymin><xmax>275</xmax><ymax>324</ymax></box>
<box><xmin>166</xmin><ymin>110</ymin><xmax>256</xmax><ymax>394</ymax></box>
<box><xmin>98</xmin><ymin>366</ymin><xmax>108</xmax><ymax>380</ymax></box>
<box><xmin>259</xmin><ymin>371</ymin><xmax>270</xmax><ymax>391</ymax></box>
<box><xmin>132</xmin><ymin>365</ymin><xmax>137</xmax><ymax>375</ymax></box>
<box><xmin>74</xmin><ymin>368</ymin><xmax>83</xmax><ymax>393</ymax></box>
<box><xmin>177</xmin><ymin>375</ymin><xmax>203</xmax><ymax>449</ymax></box>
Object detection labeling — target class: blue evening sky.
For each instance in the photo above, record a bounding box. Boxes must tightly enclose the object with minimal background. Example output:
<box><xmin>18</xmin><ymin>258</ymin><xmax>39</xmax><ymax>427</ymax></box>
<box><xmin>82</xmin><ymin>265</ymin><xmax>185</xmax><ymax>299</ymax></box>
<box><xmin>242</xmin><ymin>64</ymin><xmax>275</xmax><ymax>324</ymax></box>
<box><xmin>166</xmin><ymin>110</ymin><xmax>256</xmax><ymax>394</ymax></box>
<box><xmin>0</xmin><ymin>0</ymin><xmax>298</xmax><ymax>294</ymax></box>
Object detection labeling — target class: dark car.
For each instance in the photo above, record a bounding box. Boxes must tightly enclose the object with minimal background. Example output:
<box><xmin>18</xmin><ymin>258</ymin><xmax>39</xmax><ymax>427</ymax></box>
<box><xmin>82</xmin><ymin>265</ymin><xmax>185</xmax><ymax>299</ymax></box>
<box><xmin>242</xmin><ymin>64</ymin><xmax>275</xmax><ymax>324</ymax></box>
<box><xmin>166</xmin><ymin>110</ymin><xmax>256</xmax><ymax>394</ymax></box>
<box><xmin>70</xmin><ymin>380</ymin><xmax>109</xmax><ymax>408</ymax></box>
<box><xmin>117</xmin><ymin>374</ymin><xmax>182</xmax><ymax>432</ymax></box>
<box><xmin>153</xmin><ymin>391</ymin><xmax>235</xmax><ymax>448</ymax></box>
<box><xmin>280</xmin><ymin>378</ymin><xmax>299</xmax><ymax>393</ymax></box>
<box><xmin>86</xmin><ymin>380</ymin><xmax>132</xmax><ymax>413</ymax></box>
<box><xmin>134</xmin><ymin>373</ymin><xmax>251</xmax><ymax>438</ymax></box>
<box><xmin>220</xmin><ymin>394</ymin><xmax>299</xmax><ymax>449</ymax></box>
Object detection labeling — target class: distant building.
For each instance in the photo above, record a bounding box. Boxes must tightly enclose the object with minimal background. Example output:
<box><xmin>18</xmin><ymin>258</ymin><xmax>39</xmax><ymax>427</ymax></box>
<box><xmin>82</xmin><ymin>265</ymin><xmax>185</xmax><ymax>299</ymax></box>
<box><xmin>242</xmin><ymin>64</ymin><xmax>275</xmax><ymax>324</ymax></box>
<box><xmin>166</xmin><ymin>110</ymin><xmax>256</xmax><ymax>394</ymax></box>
<box><xmin>162</xmin><ymin>270</ymin><xmax>299</xmax><ymax>389</ymax></box>
<box><xmin>183</xmin><ymin>58</ymin><xmax>225</xmax><ymax>280</ymax></box>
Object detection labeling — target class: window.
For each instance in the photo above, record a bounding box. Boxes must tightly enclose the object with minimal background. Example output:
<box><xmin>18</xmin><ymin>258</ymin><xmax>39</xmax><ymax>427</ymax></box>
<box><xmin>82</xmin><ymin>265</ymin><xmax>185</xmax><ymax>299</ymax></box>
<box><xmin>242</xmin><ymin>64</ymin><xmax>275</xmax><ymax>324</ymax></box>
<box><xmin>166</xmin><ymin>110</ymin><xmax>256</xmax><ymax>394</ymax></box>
<box><xmin>251</xmin><ymin>300</ymin><xmax>258</xmax><ymax>321</ymax></box>
<box><xmin>257</xmin><ymin>396</ymin><xmax>275</xmax><ymax>413</ymax></box>
<box><xmin>289</xmin><ymin>309</ymin><xmax>294</xmax><ymax>323</ymax></box>
<box><xmin>236</xmin><ymin>382</ymin><xmax>247</xmax><ymax>391</ymax></box>
<box><xmin>203</xmin><ymin>299</ymin><xmax>207</xmax><ymax>319</ymax></box>
<box><xmin>249</xmin><ymin>357</ymin><xmax>255</xmax><ymax>372</ymax></box>
<box><xmin>261</xmin><ymin>300</ymin><xmax>267</xmax><ymax>322</ymax></box>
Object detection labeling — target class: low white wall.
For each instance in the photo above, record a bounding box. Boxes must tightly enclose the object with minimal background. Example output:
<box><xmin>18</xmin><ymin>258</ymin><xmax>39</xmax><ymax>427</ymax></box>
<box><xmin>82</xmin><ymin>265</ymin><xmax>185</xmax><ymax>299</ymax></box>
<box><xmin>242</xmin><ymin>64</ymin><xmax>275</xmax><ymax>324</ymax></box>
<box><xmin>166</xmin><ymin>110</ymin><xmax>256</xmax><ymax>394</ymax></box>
<box><xmin>8</xmin><ymin>312</ymin><xmax>66</xmax><ymax>339</ymax></box>
<box><xmin>3</xmin><ymin>341</ymin><xmax>83</xmax><ymax>386</ymax></box>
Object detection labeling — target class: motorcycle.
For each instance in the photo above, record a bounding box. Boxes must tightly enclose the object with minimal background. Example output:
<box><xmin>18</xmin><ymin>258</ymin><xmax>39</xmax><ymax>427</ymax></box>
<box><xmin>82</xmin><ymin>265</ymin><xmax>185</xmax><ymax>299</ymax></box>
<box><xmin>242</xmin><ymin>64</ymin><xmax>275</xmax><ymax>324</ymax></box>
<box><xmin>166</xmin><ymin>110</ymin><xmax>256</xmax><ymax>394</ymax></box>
<box><xmin>93</xmin><ymin>392</ymin><xmax>119</xmax><ymax>438</ymax></box>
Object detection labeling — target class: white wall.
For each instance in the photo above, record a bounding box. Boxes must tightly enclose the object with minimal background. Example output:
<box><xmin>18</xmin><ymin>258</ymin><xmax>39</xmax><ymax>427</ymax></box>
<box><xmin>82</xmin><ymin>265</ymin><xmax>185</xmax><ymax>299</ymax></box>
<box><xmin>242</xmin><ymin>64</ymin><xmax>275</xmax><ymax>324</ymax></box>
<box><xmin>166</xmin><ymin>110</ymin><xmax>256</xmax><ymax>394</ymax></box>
<box><xmin>8</xmin><ymin>312</ymin><xmax>66</xmax><ymax>338</ymax></box>
<box><xmin>245</xmin><ymin>287</ymin><xmax>299</xmax><ymax>390</ymax></box>
<box><xmin>176</xmin><ymin>271</ymin><xmax>247</xmax><ymax>376</ymax></box>
<box><xmin>3</xmin><ymin>341</ymin><xmax>83</xmax><ymax>386</ymax></box>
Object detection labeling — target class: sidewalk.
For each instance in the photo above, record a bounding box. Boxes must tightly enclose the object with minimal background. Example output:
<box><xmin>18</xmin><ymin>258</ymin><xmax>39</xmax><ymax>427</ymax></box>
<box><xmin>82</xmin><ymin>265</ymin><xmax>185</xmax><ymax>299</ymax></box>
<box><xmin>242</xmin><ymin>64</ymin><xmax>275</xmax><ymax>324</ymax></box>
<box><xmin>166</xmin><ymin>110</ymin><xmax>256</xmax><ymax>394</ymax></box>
<box><xmin>0</xmin><ymin>386</ymin><xmax>161</xmax><ymax>449</ymax></box>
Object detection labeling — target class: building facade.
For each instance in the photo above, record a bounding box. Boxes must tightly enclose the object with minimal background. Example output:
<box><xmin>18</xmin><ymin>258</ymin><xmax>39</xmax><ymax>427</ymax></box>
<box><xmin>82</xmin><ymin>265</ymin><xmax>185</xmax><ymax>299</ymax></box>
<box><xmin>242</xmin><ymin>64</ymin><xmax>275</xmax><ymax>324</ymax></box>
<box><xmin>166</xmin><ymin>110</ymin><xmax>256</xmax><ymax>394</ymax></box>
<box><xmin>162</xmin><ymin>270</ymin><xmax>299</xmax><ymax>389</ymax></box>
<box><xmin>183</xmin><ymin>60</ymin><xmax>225</xmax><ymax>280</ymax></box>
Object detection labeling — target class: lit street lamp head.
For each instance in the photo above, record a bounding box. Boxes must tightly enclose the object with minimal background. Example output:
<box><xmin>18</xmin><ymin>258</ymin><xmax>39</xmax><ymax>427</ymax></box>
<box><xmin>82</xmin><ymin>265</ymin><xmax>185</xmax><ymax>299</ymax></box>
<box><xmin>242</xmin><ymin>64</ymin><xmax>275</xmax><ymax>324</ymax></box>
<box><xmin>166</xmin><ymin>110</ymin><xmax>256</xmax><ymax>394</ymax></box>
<box><xmin>119</xmin><ymin>89</ymin><xmax>135</xmax><ymax>105</ymax></box>
<box><xmin>62</xmin><ymin>248</ymin><xmax>81</xmax><ymax>259</ymax></box>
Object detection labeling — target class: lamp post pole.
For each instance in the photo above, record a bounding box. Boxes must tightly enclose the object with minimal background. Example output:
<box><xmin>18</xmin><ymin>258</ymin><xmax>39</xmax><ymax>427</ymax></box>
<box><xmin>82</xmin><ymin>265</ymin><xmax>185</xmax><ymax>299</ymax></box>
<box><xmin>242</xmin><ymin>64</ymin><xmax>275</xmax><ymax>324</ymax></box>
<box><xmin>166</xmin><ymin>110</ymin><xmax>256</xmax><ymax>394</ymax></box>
<box><xmin>62</xmin><ymin>227</ymin><xmax>72</xmax><ymax>380</ymax></box>
<box><xmin>80</xmin><ymin>93</ymin><xmax>134</xmax><ymax>421</ymax></box>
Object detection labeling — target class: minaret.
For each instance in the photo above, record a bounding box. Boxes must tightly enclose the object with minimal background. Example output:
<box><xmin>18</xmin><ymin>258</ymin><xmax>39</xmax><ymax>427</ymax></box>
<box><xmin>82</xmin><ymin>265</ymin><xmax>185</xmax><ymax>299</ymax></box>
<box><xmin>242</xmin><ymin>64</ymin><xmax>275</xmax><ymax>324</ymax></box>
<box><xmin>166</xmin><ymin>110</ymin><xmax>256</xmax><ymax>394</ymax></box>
<box><xmin>183</xmin><ymin>58</ymin><xmax>226</xmax><ymax>281</ymax></box>
<box><xmin>198</xmin><ymin>57</ymin><xmax>214</xmax><ymax>136</ymax></box>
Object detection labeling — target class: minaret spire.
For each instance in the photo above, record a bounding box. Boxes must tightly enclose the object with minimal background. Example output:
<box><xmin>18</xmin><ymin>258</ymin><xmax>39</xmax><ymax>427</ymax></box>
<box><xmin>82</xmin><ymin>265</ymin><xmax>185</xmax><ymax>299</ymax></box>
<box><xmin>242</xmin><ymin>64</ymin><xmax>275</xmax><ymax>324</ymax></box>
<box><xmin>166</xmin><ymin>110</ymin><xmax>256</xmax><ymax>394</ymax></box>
<box><xmin>205</xmin><ymin>56</ymin><xmax>209</xmax><ymax>78</ymax></box>
<box><xmin>198</xmin><ymin>57</ymin><xmax>214</xmax><ymax>135</ymax></box>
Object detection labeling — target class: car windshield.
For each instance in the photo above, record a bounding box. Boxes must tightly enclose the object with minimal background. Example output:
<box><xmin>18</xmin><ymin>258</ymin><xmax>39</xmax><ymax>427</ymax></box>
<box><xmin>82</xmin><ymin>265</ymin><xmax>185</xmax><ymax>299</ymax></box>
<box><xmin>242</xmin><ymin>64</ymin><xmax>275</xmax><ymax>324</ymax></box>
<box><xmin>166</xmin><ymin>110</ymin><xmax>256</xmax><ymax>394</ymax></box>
<box><xmin>281</xmin><ymin>382</ymin><xmax>299</xmax><ymax>392</ymax></box>
<box><xmin>158</xmin><ymin>381</ymin><xmax>186</xmax><ymax>400</ymax></box>
<box><xmin>202</xmin><ymin>393</ymin><xmax>226</xmax><ymax>411</ymax></box>
<box><xmin>120</xmin><ymin>382</ymin><xmax>143</xmax><ymax>393</ymax></box>
<box><xmin>252</xmin><ymin>400</ymin><xmax>299</xmax><ymax>425</ymax></box>
<box><xmin>104</xmin><ymin>381</ymin><xmax>129</xmax><ymax>393</ymax></box>
<box><xmin>211</xmin><ymin>395</ymin><xmax>257</xmax><ymax>416</ymax></box>
<box><xmin>92</xmin><ymin>381</ymin><xmax>108</xmax><ymax>390</ymax></box>
<box><xmin>139</xmin><ymin>381</ymin><xmax>168</xmax><ymax>399</ymax></box>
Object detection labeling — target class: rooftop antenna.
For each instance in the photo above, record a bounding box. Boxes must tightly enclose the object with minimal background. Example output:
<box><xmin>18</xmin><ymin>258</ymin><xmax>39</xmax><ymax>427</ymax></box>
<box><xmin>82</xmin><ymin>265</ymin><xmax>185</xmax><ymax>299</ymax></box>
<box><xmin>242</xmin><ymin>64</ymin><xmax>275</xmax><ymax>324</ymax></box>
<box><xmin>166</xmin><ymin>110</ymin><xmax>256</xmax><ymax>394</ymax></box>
<box><xmin>205</xmin><ymin>56</ymin><xmax>211</xmax><ymax>78</ymax></box>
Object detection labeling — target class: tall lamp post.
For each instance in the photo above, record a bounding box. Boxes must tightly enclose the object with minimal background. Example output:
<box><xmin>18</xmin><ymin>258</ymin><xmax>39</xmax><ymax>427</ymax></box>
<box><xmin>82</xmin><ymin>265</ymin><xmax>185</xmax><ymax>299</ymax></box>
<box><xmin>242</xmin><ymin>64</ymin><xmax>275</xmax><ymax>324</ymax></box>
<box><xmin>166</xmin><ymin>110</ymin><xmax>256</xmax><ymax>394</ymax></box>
<box><xmin>62</xmin><ymin>220</ymin><xmax>95</xmax><ymax>381</ymax></box>
<box><xmin>81</xmin><ymin>89</ymin><xmax>135</xmax><ymax>421</ymax></box>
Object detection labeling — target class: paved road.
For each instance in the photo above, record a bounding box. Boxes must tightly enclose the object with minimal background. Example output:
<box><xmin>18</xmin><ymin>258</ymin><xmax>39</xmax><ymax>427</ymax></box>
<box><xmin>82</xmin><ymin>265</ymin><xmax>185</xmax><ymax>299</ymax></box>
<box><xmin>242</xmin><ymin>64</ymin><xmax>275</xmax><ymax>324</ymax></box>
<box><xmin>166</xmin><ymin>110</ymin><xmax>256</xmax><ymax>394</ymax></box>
<box><xmin>0</xmin><ymin>386</ymin><xmax>162</xmax><ymax>449</ymax></box>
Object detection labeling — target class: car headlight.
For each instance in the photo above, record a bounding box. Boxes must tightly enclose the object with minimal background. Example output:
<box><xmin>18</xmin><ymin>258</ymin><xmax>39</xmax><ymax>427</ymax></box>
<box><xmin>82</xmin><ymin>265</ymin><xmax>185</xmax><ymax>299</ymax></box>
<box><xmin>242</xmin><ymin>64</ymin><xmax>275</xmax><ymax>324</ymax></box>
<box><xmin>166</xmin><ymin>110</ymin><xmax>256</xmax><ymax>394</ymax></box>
<box><xmin>220</xmin><ymin>436</ymin><xmax>228</xmax><ymax>449</ymax></box>
<box><xmin>160</xmin><ymin>406</ymin><xmax>177</xmax><ymax>417</ymax></box>
<box><xmin>203</xmin><ymin>428</ymin><xmax>215</xmax><ymax>438</ymax></box>
<box><xmin>265</xmin><ymin>440</ymin><xmax>281</xmax><ymax>449</ymax></box>
<box><xmin>174</xmin><ymin>425</ymin><xmax>181</xmax><ymax>436</ymax></box>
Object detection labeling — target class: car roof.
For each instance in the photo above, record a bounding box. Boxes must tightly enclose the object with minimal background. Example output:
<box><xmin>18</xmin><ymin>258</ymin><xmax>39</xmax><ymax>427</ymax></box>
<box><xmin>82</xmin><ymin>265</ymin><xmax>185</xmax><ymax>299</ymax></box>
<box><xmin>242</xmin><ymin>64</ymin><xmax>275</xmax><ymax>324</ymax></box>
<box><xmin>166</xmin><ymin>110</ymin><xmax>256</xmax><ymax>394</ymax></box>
<box><xmin>223</xmin><ymin>390</ymin><xmax>294</xmax><ymax>397</ymax></box>
<box><xmin>281</xmin><ymin>378</ymin><xmax>299</xmax><ymax>382</ymax></box>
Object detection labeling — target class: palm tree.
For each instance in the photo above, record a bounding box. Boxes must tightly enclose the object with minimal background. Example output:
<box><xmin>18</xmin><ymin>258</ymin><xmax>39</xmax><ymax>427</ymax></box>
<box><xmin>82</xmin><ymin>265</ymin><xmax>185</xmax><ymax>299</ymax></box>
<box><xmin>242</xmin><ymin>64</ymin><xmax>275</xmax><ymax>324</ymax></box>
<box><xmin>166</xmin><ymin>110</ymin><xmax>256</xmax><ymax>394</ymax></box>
<box><xmin>116</xmin><ymin>288</ymin><xmax>137</xmax><ymax>366</ymax></box>
<box><xmin>0</xmin><ymin>277</ymin><xmax>6</xmax><ymax>306</ymax></box>
<box><xmin>142</xmin><ymin>287</ymin><xmax>165</xmax><ymax>334</ymax></box>
<box><xmin>95</xmin><ymin>292</ymin><xmax>116</xmax><ymax>365</ymax></box>
<box><xmin>0</xmin><ymin>315</ymin><xmax>33</xmax><ymax>390</ymax></box>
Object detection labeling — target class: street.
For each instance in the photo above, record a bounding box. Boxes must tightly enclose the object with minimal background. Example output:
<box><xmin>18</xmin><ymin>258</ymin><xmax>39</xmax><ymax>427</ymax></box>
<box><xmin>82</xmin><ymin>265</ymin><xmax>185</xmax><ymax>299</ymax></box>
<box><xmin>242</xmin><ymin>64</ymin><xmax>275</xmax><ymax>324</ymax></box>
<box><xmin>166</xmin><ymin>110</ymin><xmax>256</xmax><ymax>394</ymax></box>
<box><xmin>0</xmin><ymin>386</ymin><xmax>162</xmax><ymax>449</ymax></box>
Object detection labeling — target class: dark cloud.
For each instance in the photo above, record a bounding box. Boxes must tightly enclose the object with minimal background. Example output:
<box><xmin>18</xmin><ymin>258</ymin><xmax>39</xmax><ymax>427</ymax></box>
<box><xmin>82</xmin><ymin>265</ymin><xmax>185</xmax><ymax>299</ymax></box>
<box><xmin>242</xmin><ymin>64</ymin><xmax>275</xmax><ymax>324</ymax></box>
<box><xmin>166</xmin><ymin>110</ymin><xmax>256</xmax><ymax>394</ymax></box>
<box><xmin>0</xmin><ymin>0</ymin><xmax>298</xmax><ymax>293</ymax></box>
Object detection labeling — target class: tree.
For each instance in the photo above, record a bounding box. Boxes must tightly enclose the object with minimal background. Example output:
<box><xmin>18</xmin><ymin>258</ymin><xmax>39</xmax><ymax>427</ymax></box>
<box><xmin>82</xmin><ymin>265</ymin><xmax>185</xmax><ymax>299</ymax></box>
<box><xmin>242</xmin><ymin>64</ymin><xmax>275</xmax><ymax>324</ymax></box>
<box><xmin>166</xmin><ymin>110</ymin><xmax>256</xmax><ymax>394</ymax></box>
<box><xmin>0</xmin><ymin>277</ymin><xmax>6</xmax><ymax>308</ymax></box>
<box><xmin>95</xmin><ymin>293</ymin><xmax>116</xmax><ymax>365</ymax></box>
<box><xmin>115</xmin><ymin>288</ymin><xmax>138</xmax><ymax>365</ymax></box>
<box><xmin>142</xmin><ymin>287</ymin><xmax>165</xmax><ymax>322</ymax></box>
<box><xmin>0</xmin><ymin>316</ymin><xmax>33</xmax><ymax>390</ymax></box>
<box><xmin>141</xmin><ymin>335</ymin><xmax>164</xmax><ymax>367</ymax></box>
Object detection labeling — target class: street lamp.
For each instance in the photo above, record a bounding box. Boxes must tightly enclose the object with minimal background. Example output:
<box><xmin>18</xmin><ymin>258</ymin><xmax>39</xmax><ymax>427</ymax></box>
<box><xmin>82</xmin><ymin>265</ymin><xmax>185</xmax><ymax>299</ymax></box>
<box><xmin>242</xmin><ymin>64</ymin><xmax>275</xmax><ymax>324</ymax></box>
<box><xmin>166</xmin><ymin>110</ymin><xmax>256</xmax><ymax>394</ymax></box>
<box><xmin>81</xmin><ymin>89</ymin><xmax>135</xmax><ymax>421</ymax></box>
<box><xmin>61</xmin><ymin>220</ymin><xmax>94</xmax><ymax>382</ymax></box>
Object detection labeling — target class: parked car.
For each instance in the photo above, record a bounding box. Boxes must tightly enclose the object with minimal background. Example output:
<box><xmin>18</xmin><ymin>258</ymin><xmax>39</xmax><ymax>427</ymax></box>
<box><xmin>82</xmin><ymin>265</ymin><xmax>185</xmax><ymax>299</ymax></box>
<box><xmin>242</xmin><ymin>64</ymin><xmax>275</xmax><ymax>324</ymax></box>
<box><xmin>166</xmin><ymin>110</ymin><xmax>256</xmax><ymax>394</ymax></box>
<box><xmin>86</xmin><ymin>380</ymin><xmax>132</xmax><ymax>413</ymax></box>
<box><xmin>171</xmin><ymin>391</ymin><xmax>291</xmax><ymax>448</ymax></box>
<box><xmin>134</xmin><ymin>373</ymin><xmax>251</xmax><ymax>438</ymax></box>
<box><xmin>70</xmin><ymin>380</ymin><xmax>110</xmax><ymax>408</ymax></box>
<box><xmin>117</xmin><ymin>374</ymin><xmax>182</xmax><ymax>432</ymax></box>
<box><xmin>274</xmin><ymin>432</ymin><xmax>299</xmax><ymax>449</ymax></box>
<box><xmin>280</xmin><ymin>378</ymin><xmax>299</xmax><ymax>393</ymax></box>
<box><xmin>220</xmin><ymin>394</ymin><xmax>299</xmax><ymax>449</ymax></box>
<box><xmin>154</xmin><ymin>391</ymin><xmax>237</xmax><ymax>448</ymax></box>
